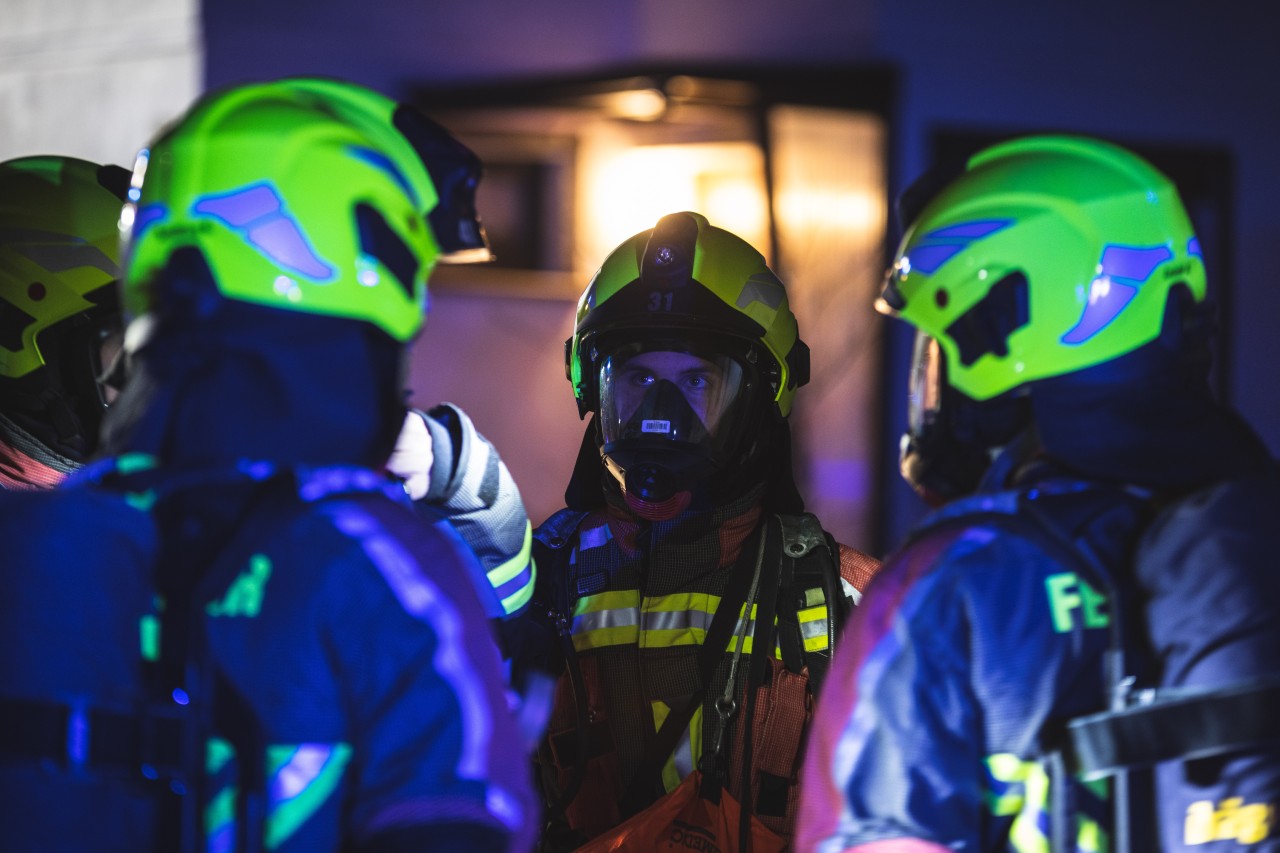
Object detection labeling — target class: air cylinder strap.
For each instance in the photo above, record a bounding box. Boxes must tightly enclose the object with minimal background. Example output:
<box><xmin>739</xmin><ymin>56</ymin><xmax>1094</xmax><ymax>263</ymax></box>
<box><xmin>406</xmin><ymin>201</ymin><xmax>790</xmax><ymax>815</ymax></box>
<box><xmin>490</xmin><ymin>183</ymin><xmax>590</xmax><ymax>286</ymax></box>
<box><xmin>616</xmin><ymin>523</ymin><xmax>765</xmax><ymax>818</ymax></box>
<box><xmin>1069</xmin><ymin>677</ymin><xmax>1280</xmax><ymax>779</ymax></box>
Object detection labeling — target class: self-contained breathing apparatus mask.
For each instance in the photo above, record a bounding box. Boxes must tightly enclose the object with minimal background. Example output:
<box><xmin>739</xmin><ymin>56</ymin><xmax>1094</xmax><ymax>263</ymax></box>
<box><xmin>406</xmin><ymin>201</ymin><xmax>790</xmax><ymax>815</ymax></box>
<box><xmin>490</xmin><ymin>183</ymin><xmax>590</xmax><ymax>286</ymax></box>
<box><xmin>899</xmin><ymin>331</ymin><xmax>1030</xmax><ymax>505</ymax></box>
<box><xmin>596</xmin><ymin>340</ymin><xmax>757</xmax><ymax>504</ymax></box>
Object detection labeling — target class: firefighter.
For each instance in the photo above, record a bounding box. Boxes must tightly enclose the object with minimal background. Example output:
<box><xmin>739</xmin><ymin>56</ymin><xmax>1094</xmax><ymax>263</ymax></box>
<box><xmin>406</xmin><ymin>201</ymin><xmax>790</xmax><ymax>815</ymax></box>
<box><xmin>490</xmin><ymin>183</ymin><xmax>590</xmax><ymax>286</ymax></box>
<box><xmin>0</xmin><ymin>78</ymin><xmax>536</xmax><ymax>852</ymax></box>
<box><xmin>0</xmin><ymin>155</ymin><xmax>129</xmax><ymax>488</ymax></box>
<box><xmin>0</xmin><ymin>140</ymin><xmax>532</xmax><ymax>631</ymax></box>
<box><xmin>525</xmin><ymin>211</ymin><xmax>880</xmax><ymax>850</ymax></box>
<box><xmin>797</xmin><ymin>134</ymin><xmax>1279</xmax><ymax>852</ymax></box>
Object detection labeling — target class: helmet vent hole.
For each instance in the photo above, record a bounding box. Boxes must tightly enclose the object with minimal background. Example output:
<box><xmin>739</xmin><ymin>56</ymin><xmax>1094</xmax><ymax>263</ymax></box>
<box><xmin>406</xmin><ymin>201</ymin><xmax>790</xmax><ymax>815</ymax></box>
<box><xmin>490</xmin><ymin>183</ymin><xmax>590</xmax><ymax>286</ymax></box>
<box><xmin>0</xmin><ymin>298</ymin><xmax>36</xmax><ymax>352</ymax></box>
<box><xmin>28</xmin><ymin>282</ymin><xmax>47</xmax><ymax>301</ymax></box>
<box><xmin>934</xmin><ymin>289</ymin><xmax>949</xmax><ymax>308</ymax></box>
<box><xmin>945</xmin><ymin>272</ymin><xmax>1029</xmax><ymax>367</ymax></box>
<box><xmin>355</xmin><ymin>203</ymin><xmax>417</xmax><ymax>299</ymax></box>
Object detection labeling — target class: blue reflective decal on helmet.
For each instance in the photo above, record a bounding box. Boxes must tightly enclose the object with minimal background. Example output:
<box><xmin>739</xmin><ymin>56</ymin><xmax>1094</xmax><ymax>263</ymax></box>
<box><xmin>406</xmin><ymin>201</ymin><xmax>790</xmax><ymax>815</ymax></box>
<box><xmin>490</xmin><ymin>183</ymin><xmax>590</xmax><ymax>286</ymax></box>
<box><xmin>1061</xmin><ymin>278</ymin><xmax>1139</xmax><ymax>344</ymax></box>
<box><xmin>131</xmin><ymin>203</ymin><xmax>168</xmax><ymax>241</ymax></box>
<box><xmin>193</xmin><ymin>183</ymin><xmax>335</xmax><ymax>280</ymax></box>
<box><xmin>348</xmin><ymin>145</ymin><xmax>420</xmax><ymax>210</ymax></box>
<box><xmin>907</xmin><ymin>219</ymin><xmax>1014</xmax><ymax>274</ymax></box>
<box><xmin>1099</xmin><ymin>244</ymin><xmax>1172</xmax><ymax>282</ymax></box>
<box><xmin>1061</xmin><ymin>244</ymin><xmax>1173</xmax><ymax>344</ymax></box>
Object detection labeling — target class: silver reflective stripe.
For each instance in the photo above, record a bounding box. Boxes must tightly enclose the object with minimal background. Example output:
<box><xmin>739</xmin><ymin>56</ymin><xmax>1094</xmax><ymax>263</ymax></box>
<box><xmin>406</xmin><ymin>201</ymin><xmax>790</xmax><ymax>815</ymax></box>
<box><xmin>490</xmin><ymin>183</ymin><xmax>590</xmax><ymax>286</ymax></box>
<box><xmin>643</xmin><ymin>608</ymin><xmax>714</xmax><ymax>633</ymax></box>
<box><xmin>800</xmin><ymin>615</ymin><xmax>829</xmax><ymax>642</ymax></box>
<box><xmin>674</xmin><ymin>728</ymin><xmax>694</xmax><ymax>779</ymax></box>
<box><xmin>573</xmin><ymin>607</ymin><xmax>640</xmax><ymax>634</ymax></box>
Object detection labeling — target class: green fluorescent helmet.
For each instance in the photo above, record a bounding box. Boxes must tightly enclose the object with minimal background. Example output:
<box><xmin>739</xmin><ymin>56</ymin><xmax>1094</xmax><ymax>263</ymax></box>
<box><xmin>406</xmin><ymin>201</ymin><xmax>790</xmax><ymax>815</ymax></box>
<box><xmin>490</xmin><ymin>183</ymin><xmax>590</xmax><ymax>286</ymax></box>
<box><xmin>268</xmin><ymin>77</ymin><xmax>492</xmax><ymax>263</ymax></box>
<box><xmin>567</xmin><ymin>211</ymin><xmax>809</xmax><ymax>419</ymax></box>
<box><xmin>0</xmin><ymin>156</ymin><xmax>126</xmax><ymax>380</ymax></box>
<box><xmin>122</xmin><ymin>78</ymin><xmax>448</xmax><ymax>343</ymax></box>
<box><xmin>878</xmin><ymin>134</ymin><xmax>1206</xmax><ymax>402</ymax></box>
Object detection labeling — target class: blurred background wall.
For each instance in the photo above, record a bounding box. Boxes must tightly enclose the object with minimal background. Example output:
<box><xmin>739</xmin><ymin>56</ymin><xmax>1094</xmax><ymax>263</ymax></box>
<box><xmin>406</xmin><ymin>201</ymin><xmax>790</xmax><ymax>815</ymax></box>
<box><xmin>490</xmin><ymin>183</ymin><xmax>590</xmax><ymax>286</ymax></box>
<box><xmin>0</xmin><ymin>0</ymin><xmax>201</xmax><ymax>166</ymax></box>
<box><xmin>4</xmin><ymin>0</ymin><xmax>1277</xmax><ymax>553</ymax></box>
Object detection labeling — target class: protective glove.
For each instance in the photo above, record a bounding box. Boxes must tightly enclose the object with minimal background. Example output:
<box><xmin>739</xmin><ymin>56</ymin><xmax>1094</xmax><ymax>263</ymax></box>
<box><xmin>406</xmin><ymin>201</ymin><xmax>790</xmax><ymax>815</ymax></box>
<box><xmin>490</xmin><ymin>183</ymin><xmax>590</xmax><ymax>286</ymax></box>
<box><xmin>385</xmin><ymin>409</ymin><xmax>433</xmax><ymax>500</ymax></box>
<box><xmin>391</xmin><ymin>403</ymin><xmax>535</xmax><ymax>623</ymax></box>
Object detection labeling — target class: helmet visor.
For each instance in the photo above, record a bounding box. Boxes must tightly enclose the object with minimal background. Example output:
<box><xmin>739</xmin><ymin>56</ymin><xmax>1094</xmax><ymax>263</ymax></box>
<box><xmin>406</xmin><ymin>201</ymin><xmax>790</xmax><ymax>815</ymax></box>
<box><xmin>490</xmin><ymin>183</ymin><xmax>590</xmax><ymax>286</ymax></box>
<box><xmin>598</xmin><ymin>342</ymin><xmax>748</xmax><ymax>460</ymax></box>
<box><xmin>907</xmin><ymin>331</ymin><xmax>943</xmax><ymax>437</ymax></box>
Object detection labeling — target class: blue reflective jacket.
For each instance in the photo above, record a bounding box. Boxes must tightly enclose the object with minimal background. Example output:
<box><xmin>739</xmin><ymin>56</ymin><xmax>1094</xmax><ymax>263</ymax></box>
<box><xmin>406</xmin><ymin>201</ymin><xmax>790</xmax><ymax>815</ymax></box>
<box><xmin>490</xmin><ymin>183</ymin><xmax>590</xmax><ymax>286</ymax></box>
<box><xmin>0</xmin><ymin>460</ymin><xmax>537</xmax><ymax>853</ymax></box>
<box><xmin>800</xmin><ymin>465</ymin><xmax>1280</xmax><ymax>853</ymax></box>
<box><xmin>798</xmin><ymin>477</ymin><xmax>1145</xmax><ymax>853</ymax></box>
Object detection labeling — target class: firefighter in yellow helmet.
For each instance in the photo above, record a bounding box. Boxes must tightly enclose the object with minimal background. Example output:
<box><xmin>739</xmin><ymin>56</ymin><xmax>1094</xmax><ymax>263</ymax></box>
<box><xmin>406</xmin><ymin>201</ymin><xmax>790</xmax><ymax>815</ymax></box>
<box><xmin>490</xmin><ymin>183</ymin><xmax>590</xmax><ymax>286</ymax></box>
<box><xmin>521</xmin><ymin>211</ymin><xmax>880</xmax><ymax>850</ymax></box>
<box><xmin>0</xmin><ymin>79</ymin><xmax>537</xmax><ymax>853</ymax></box>
<box><xmin>0</xmin><ymin>156</ymin><xmax>130</xmax><ymax>488</ymax></box>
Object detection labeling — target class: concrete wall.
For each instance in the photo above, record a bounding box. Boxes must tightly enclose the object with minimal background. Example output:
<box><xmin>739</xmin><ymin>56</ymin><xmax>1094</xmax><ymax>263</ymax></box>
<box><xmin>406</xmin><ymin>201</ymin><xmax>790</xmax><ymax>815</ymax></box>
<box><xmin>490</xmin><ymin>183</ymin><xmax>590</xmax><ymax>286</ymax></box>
<box><xmin>0</xmin><ymin>0</ymin><xmax>201</xmax><ymax>168</ymax></box>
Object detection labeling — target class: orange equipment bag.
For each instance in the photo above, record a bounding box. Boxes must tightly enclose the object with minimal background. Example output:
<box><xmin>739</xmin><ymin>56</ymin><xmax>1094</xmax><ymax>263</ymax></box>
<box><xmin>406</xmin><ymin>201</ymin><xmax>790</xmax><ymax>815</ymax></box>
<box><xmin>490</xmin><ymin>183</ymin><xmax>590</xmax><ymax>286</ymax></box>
<box><xmin>576</xmin><ymin>769</ymin><xmax>788</xmax><ymax>853</ymax></box>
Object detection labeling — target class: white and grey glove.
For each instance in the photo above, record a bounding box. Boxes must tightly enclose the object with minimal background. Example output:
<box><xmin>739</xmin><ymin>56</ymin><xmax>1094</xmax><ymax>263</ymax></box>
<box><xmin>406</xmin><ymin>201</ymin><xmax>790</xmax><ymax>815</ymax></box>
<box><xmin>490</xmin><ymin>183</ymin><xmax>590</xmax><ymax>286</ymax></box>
<box><xmin>388</xmin><ymin>403</ymin><xmax>535</xmax><ymax>622</ymax></box>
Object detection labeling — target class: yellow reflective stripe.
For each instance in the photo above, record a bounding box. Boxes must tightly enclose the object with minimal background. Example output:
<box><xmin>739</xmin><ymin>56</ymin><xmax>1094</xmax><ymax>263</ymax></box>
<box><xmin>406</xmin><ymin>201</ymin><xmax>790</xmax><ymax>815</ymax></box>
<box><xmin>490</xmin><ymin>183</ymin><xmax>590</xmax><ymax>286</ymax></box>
<box><xmin>571</xmin><ymin>591</ymin><xmax>824</xmax><ymax>655</ymax></box>
<box><xmin>499</xmin><ymin>574</ymin><xmax>535</xmax><ymax>615</ymax></box>
<box><xmin>573</xmin><ymin>626</ymin><xmax>638</xmax><ymax>651</ymax></box>
<box><xmin>645</xmin><ymin>591</ymin><xmax>721</xmax><ymax>613</ymax></box>
<box><xmin>654</xmin><ymin>700</ymin><xmax>702</xmax><ymax>794</ymax></box>
<box><xmin>803</xmin><ymin>586</ymin><xmax>826</xmax><ymax>608</ymax></box>
<box><xmin>575</xmin><ymin>589</ymin><xmax>640</xmax><ymax>615</ymax></box>
<box><xmin>798</xmin><ymin>604</ymin><xmax>831</xmax><ymax>652</ymax></box>
<box><xmin>640</xmin><ymin>591</ymin><xmax>718</xmax><ymax>649</ymax></box>
<box><xmin>487</xmin><ymin>521</ymin><xmax>532</xmax><ymax>588</ymax></box>
<box><xmin>572</xmin><ymin>590</ymin><xmax>640</xmax><ymax>651</ymax></box>
<box><xmin>985</xmin><ymin>753</ymin><xmax>1051</xmax><ymax>853</ymax></box>
<box><xmin>1078</xmin><ymin>816</ymin><xmax>1104</xmax><ymax>853</ymax></box>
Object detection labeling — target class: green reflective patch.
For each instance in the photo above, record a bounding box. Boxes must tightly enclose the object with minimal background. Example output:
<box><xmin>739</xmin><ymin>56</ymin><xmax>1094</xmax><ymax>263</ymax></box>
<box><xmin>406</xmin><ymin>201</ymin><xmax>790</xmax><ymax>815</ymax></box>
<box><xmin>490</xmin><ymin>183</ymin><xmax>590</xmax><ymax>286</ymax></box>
<box><xmin>205</xmin><ymin>786</ymin><xmax>238</xmax><ymax>841</ymax></box>
<box><xmin>207</xmin><ymin>737</ymin><xmax>235</xmax><ymax>775</ymax></box>
<box><xmin>207</xmin><ymin>554</ymin><xmax>273</xmax><ymax>618</ymax></box>
<box><xmin>265</xmin><ymin>743</ymin><xmax>352</xmax><ymax>849</ymax></box>
<box><xmin>139</xmin><ymin>615</ymin><xmax>160</xmax><ymax>662</ymax></box>
<box><xmin>125</xmin><ymin>490</ymin><xmax>157</xmax><ymax>512</ymax></box>
<box><xmin>116</xmin><ymin>452</ymin><xmax>158</xmax><ymax>475</ymax></box>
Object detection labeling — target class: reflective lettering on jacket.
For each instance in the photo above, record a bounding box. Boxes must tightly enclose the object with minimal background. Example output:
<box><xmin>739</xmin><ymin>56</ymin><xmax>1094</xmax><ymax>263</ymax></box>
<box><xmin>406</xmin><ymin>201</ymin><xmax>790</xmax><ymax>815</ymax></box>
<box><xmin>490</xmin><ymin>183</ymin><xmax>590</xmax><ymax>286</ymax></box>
<box><xmin>1044</xmin><ymin>572</ymin><xmax>1109</xmax><ymax>634</ymax></box>
<box><xmin>206</xmin><ymin>554</ymin><xmax>274</xmax><ymax>618</ymax></box>
<box><xmin>1184</xmin><ymin>798</ymin><xmax>1275</xmax><ymax>846</ymax></box>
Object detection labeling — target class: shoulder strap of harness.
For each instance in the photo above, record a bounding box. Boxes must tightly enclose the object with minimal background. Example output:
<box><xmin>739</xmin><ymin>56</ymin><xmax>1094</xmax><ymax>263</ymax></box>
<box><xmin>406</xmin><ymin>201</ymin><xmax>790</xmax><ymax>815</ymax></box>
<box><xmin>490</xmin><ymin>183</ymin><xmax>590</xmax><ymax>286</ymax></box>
<box><xmin>774</xmin><ymin>512</ymin><xmax>847</xmax><ymax>696</ymax></box>
<box><xmin>146</xmin><ymin>471</ymin><xmax>301</xmax><ymax>853</ymax></box>
<box><xmin>525</xmin><ymin>508</ymin><xmax>591</xmax><ymax>826</ymax></box>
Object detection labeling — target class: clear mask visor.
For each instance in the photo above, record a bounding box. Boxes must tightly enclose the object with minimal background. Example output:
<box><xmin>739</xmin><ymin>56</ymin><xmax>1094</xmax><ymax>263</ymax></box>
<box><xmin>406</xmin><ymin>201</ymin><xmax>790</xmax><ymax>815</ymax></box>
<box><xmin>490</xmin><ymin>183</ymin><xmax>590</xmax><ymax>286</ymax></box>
<box><xmin>907</xmin><ymin>331</ymin><xmax>943</xmax><ymax>436</ymax></box>
<box><xmin>598</xmin><ymin>344</ymin><xmax>747</xmax><ymax>458</ymax></box>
